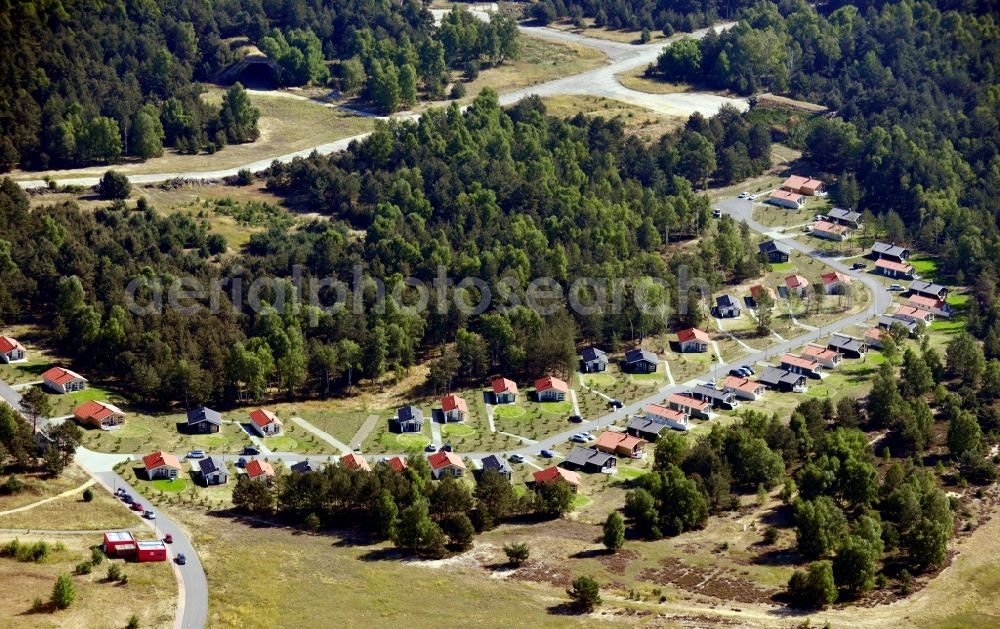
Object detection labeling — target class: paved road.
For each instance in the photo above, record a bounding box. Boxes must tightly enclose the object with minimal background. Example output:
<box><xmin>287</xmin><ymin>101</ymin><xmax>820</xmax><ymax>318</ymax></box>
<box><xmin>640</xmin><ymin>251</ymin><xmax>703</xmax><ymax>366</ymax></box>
<box><xmin>15</xmin><ymin>23</ymin><xmax>741</xmax><ymax>190</ymax></box>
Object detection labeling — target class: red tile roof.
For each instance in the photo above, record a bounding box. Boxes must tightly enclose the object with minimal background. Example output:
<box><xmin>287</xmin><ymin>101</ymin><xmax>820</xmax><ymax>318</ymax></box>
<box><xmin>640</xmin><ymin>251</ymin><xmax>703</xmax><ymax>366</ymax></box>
<box><xmin>771</xmin><ymin>189</ymin><xmax>805</xmax><ymax>202</ymax></box>
<box><xmin>781</xmin><ymin>353</ymin><xmax>820</xmax><ymax>370</ymax></box>
<box><xmin>644</xmin><ymin>404</ymin><xmax>687</xmax><ymax>421</ymax></box>
<box><xmin>534</xmin><ymin>375</ymin><xmax>568</xmax><ymax>393</ymax></box>
<box><xmin>491</xmin><ymin>377</ymin><xmax>518</xmax><ymax>395</ymax></box>
<box><xmin>246</xmin><ymin>459</ymin><xmax>275</xmax><ymax>479</ymax></box>
<box><xmin>41</xmin><ymin>367</ymin><xmax>86</xmax><ymax>386</ymax></box>
<box><xmin>441</xmin><ymin>394</ymin><xmax>468</xmax><ymax>413</ymax></box>
<box><xmin>875</xmin><ymin>258</ymin><xmax>913</xmax><ymax>273</ymax></box>
<box><xmin>785</xmin><ymin>275</ymin><xmax>809</xmax><ymax>289</ymax></box>
<box><xmin>427</xmin><ymin>450</ymin><xmax>465</xmax><ymax>470</ymax></box>
<box><xmin>893</xmin><ymin>305</ymin><xmax>931</xmax><ymax>319</ymax></box>
<box><xmin>750</xmin><ymin>285</ymin><xmax>776</xmax><ymax>301</ymax></box>
<box><xmin>74</xmin><ymin>400</ymin><xmax>124</xmax><ymax>422</ymax></box>
<box><xmin>908</xmin><ymin>294</ymin><xmax>945</xmax><ymax>309</ymax></box>
<box><xmin>340</xmin><ymin>453</ymin><xmax>371</xmax><ymax>472</ymax></box>
<box><xmin>783</xmin><ymin>175</ymin><xmax>825</xmax><ymax>190</ymax></box>
<box><xmin>533</xmin><ymin>466</ymin><xmax>581</xmax><ymax>487</ymax></box>
<box><xmin>0</xmin><ymin>336</ymin><xmax>24</xmax><ymax>353</ymax></box>
<box><xmin>865</xmin><ymin>326</ymin><xmax>883</xmax><ymax>340</ymax></box>
<box><xmin>595</xmin><ymin>431</ymin><xmax>644</xmax><ymax>451</ymax></box>
<box><xmin>668</xmin><ymin>393</ymin><xmax>709</xmax><ymax>411</ymax></box>
<box><xmin>143</xmin><ymin>451</ymin><xmax>180</xmax><ymax>471</ymax></box>
<box><xmin>384</xmin><ymin>456</ymin><xmax>408</xmax><ymax>473</ymax></box>
<box><xmin>677</xmin><ymin>327</ymin><xmax>710</xmax><ymax>343</ymax></box>
<box><xmin>812</xmin><ymin>221</ymin><xmax>848</xmax><ymax>234</ymax></box>
<box><xmin>721</xmin><ymin>376</ymin><xmax>762</xmax><ymax>393</ymax></box>
<box><xmin>821</xmin><ymin>271</ymin><xmax>851</xmax><ymax>285</ymax></box>
<box><xmin>248</xmin><ymin>408</ymin><xmax>282</xmax><ymax>429</ymax></box>
<box><xmin>801</xmin><ymin>344</ymin><xmax>839</xmax><ymax>361</ymax></box>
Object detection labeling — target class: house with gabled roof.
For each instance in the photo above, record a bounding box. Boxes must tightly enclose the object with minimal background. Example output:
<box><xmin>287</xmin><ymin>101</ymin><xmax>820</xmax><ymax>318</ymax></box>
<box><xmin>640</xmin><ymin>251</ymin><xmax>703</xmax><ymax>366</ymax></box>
<box><xmin>827</xmin><ymin>333</ymin><xmax>867</xmax><ymax>359</ymax></box>
<box><xmin>827</xmin><ymin>208</ymin><xmax>862</xmax><ymax>228</ymax></box>
<box><xmin>595</xmin><ymin>431</ymin><xmax>646</xmax><ymax>458</ymax></box>
<box><xmin>758</xmin><ymin>367</ymin><xmax>807</xmax><ymax>393</ymax></box>
<box><xmin>143</xmin><ymin>451</ymin><xmax>181</xmax><ymax>480</ymax></box>
<box><xmin>623</xmin><ymin>348</ymin><xmax>658</xmax><ymax>374</ymax></box>
<box><xmin>246</xmin><ymin>459</ymin><xmax>275</xmax><ymax>483</ymax></box>
<box><xmin>579</xmin><ymin>347</ymin><xmax>608</xmax><ymax>373</ymax></box>
<box><xmin>534</xmin><ymin>376</ymin><xmax>569</xmax><ymax>402</ymax></box>
<box><xmin>780</xmin><ymin>353</ymin><xmax>823</xmax><ymax>379</ymax></box>
<box><xmin>875</xmin><ymin>258</ymin><xmax>915</xmax><ymax>280</ymax></box>
<box><xmin>687</xmin><ymin>385</ymin><xmax>738</xmax><ymax>410</ymax></box>
<box><xmin>892</xmin><ymin>305</ymin><xmax>934</xmax><ymax>325</ymax></box>
<box><xmin>533</xmin><ymin>466</ymin><xmax>580</xmax><ymax>492</ymax></box>
<box><xmin>428</xmin><ymin>450</ymin><xmax>466</xmax><ymax>479</ymax></box>
<box><xmin>341</xmin><ymin>452</ymin><xmax>371</xmax><ymax>472</ymax></box>
<box><xmin>677</xmin><ymin>327</ymin><xmax>710</xmax><ymax>353</ymax></box>
<box><xmin>870</xmin><ymin>242</ymin><xmax>910</xmax><ymax>263</ymax></box>
<box><xmin>381</xmin><ymin>455</ymin><xmax>408</xmax><ymax>473</ymax></box>
<box><xmin>73</xmin><ymin>400</ymin><xmax>125</xmax><ymax>430</ymax></box>
<box><xmin>490</xmin><ymin>377</ymin><xmax>518</xmax><ymax>404</ymax></box>
<box><xmin>0</xmin><ymin>337</ymin><xmax>26</xmax><ymax>363</ymax></box>
<box><xmin>441</xmin><ymin>394</ymin><xmax>468</xmax><ymax>422</ymax></box>
<box><xmin>907</xmin><ymin>293</ymin><xmax>952</xmax><ymax>318</ymax></box>
<box><xmin>626</xmin><ymin>416</ymin><xmax>670</xmax><ymax>441</ymax></box>
<box><xmin>198</xmin><ymin>456</ymin><xmax>228</xmax><ymax>486</ymax></box>
<box><xmin>878</xmin><ymin>314</ymin><xmax>918</xmax><ymax>336</ymax></box>
<box><xmin>811</xmin><ymin>220</ymin><xmax>851</xmax><ymax>241</ymax></box>
<box><xmin>769</xmin><ymin>189</ymin><xmax>806</xmax><ymax>209</ymax></box>
<box><xmin>186</xmin><ymin>406</ymin><xmax>222</xmax><ymax>434</ymax></box>
<box><xmin>801</xmin><ymin>344</ymin><xmax>842</xmax><ymax>369</ymax></box>
<box><xmin>749</xmin><ymin>285</ymin><xmax>777</xmax><ymax>306</ymax></box>
<box><xmin>909</xmin><ymin>280</ymin><xmax>948</xmax><ymax>300</ymax></box>
<box><xmin>667</xmin><ymin>393</ymin><xmax>710</xmax><ymax>420</ymax></box>
<box><xmin>715</xmin><ymin>294</ymin><xmax>741</xmax><ymax>318</ymax></box>
<box><xmin>782</xmin><ymin>175</ymin><xmax>826</xmax><ymax>196</ymax></box>
<box><xmin>643</xmin><ymin>404</ymin><xmax>690</xmax><ymax>431</ymax></box>
<box><xmin>41</xmin><ymin>367</ymin><xmax>87</xmax><ymax>394</ymax></box>
<box><xmin>821</xmin><ymin>272</ymin><xmax>852</xmax><ymax>295</ymax></box>
<box><xmin>721</xmin><ymin>376</ymin><xmax>765</xmax><ymax>401</ymax></box>
<box><xmin>480</xmin><ymin>454</ymin><xmax>512</xmax><ymax>481</ymax></box>
<box><xmin>864</xmin><ymin>326</ymin><xmax>884</xmax><ymax>348</ymax></box>
<box><xmin>785</xmin><ymin>275</ymin><xmax>810</xmax><ymax>297</ymax></box>
<box><xmin>390</xmin><ymin>406</ymin><xmax>423</xmax><ymax>433</ymax></box>
<box><xmin>758</xmin><ymin>240</ymin><xmax>790</xmax><ymax>263</ymax></box>
<box><xmin>563</xmin><ymin>446</ymin><xmax>616</xmax><ymax>473</ymax></box>
<box><xmin>248</xmin><ymin>408</ymin><xmax>283</xmax><ymax>436</ymax></box>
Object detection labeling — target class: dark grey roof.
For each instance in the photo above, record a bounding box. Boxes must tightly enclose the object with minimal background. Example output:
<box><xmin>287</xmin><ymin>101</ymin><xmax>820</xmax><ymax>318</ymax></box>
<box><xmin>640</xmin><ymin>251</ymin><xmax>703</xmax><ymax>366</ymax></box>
<box><xmin>580</xmin><ymin>347</ymin><xmax>608</xmax><ymax>363</ymax></box>
<box><xmin>716</xmin><ymin>295</ymin><xmax>739</xmax><ymax>309</ymax></box>
<box><xmin>290</xmin><ymin>460</ymin><xmax>316</xmax><ymax>474</ymax></box>
<box><xmin>625</xmin><ymin>348</ymin><xmax>658</xmax><ymax>365</ymax></box>
<box><xmin>828</xmin><ymin>334</ymin><xmax>866</xmax><ymax>352</ymax></box>
<box><xmin>627</xmin><ymin>416</ymin><xmax>668</xmax><ymax>436</ymax></box>
<box><xmin>187</xmin><ymin>406</ymin><xmax>222</xmax><ymax>425</ymax></box>
<box><xmin>758</xmin><ymin>240</ymin><xmax>790</xmax><ymax>255</ymax></box>
<box><xmin>481</xmin><ymin>454</ymin><xmax>512</xmax><ymax>473</ymax></box>
<box><xmin>564</xmin><ymin>446</ymin><xmax>615</xmax><ymax>468</ymax></box>
<box><xmin>758</xmin><ymin>367</ymin><xmax>804</xmax><ymax>387</ymax></box>
<box><xmin>910</xmin><ymin>281</ymin><xmax>947</xmax><ymax>296</ymax></box>
<box><xmin>879</xmin><ymin>315</ymin><xmax>917</xmax><ymax>331</ymax></box>
<box><xmin>828</xmin><ymin>208</ymin><xmax>861</xmax><ymax>222</ymax></box>
<box><xmin>872</xmin><ymin>242</ymin><xmax>909</xmax><ymax>258</ymax></box>
<box><xmin>198</xmin><ymin>456</ymin><xmax>226</xmax><ymax>475</ymax></box>
<box><xmin>397</xmin><ymin>406</ymin><xmax>424</xmax><ymax>422</ymax></box>
<box><xmin>691</xmin><ymin>385</ymin><xmax>733</xmax><ymax>402</ymax></box>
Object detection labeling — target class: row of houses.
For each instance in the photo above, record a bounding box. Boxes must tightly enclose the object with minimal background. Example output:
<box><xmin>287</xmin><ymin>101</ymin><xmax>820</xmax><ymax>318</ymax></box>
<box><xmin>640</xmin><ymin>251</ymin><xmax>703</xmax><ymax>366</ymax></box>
<box><xmin>579</xmin><ymin>347</ymin><xmax>658</xmax><ymax>374</ymax></box>
<box><xmin>767</xmin><ymin>175</ymin><xmax>828</xmax><ymax>209</ymax></box>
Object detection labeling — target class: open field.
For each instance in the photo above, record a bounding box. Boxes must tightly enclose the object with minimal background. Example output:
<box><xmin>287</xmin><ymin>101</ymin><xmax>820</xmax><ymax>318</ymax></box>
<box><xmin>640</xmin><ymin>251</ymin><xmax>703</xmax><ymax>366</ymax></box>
<box><xmin>0</xmin><ymin>481</ymin><xmax>137</xmax><ymax>531</ymax></box>
<box><xmin>0</xmin><ymin>533</ymin><xmax>176</xmax><ymax>628</ymax></box>
<box><xmin>0</xmin><ymin>466</ymin><xmax>96</xmax><ymax>514</ymax></box>
<box><xmin>11</xmin><ymin>87</ymin><xmax>374</xmax><ymax>182</ymax></box>
<box><xmin>540</xmin><ymin>94</ymin><xmax>683</xmax><ymax>138</ymax></box>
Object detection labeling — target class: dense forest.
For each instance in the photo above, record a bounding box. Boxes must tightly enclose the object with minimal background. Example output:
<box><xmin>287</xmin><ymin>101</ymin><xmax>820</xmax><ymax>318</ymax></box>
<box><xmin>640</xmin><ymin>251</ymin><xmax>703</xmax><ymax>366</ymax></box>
<box><xmin>528</xmin><ymin>0</ymin><xmax>754</xmax><ymax>33</ymax></box>
<box><xmin>652</xmin><ymin>0</ymin><xmax>1000</xmax><ymax>294</ymax></box>
<box><xmin>0</xmin><ymin>0</ymin><xmax>518</xmax><ymax>172</ymax></box>
<box><xmin>0</xmin><ymin>91</ymin><xmax>770</xmax><ymax>408</ymax></box>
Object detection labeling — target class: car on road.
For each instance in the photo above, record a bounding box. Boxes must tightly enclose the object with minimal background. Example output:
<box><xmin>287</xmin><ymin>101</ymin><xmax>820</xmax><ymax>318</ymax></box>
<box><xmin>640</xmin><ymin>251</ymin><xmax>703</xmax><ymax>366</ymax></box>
<box><xmin>507</xmin><ymin>454</ymin><xmax>525</xmax><ymax>463</ymax></box>
<box><xmin>540</xmin><ymin>449</ymin><xmax>555</xmax><ymax>458</ymax></box>
<box><xmin>852</xmin><ymin>262</ymin><xmax>866</xmax><ymax>270</ymax></box>
<box><xmin>175</xmin><ymin>553</ymin><xmax>186</xmax><ymax>565</ymax></box>
<box><xmin>241</xmin><ymin>446</ymin><xmax>260</xmax><ymax>456</ymax></box>
<box><xmin>163</xmin><ymin>534</ymin><xmax>173</xmax><ymax>544</ymax></box>
<box><xmin>712</xmin><ymin>209</ymin><xmax>722</xmax><ymax>218</ymax></box>
<box><xmin>424</xmin><ymin>444</ymin><xmax>437</xmax><ymax>453</ymax></box>
<box><xmin>743</xmin><ymin>364</ymin><xmax>756</xmax><ymax>375</ymax></box>
<box><xmin>748</xmin><ymin>194</ymin><xmax>759</xmax><ymax>200</ymax></box>
<box><xmin>581</xmin><ymin>432</ymin><xmax>595</xmax><ymax>441</ymax></box>
<box><xmin>186</xmin><ymin>450</ymin><xmax>205</xmax><ymax>459</ymax></box>
<box><xmin>144</xmin><ymin>510</ymin><xmax>156</xmax><ymax>520</ymax></box>
<box><xmin>608</xmin><ymin>399</ymin><xmax>624</xmax><ymax>409</ymax></box>
<box><xmin>131</xmin><ymin>502</ymin><xmax>143</xmax><ymax>511</ymax></box>
<box><xmin>568</xmin><ymin>414</ymin><xmax>583</xmax><ymax>423</ymax></box>
<box><xmin>889</xmin><ymin>284</ymin><xmax>904</xmax><ymax>291</ymax></box>
<box><xmin>738</xmin><ymin>192</ymin><xmax>749</xmax><ymax>199</ymax></box>
<box><xmin>236</xmin><ymin>457</ymin><xmax>248</xmax><ymax>468</ymax></box>
<box><xmin>570</xmin><ymin>434</ymin><xmax>587</xmax><ymax>443</ymax></box>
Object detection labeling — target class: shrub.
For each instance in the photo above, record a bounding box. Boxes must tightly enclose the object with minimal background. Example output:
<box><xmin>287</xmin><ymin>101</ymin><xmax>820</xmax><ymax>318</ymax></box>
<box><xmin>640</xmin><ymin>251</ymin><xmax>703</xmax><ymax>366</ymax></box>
<box><xmin>127</xmin><ymin>614</ymin><xmax>140</xmax><ymax>629</ymax></box>
<box><xmin>31</xmin><ymin>597</ymin><xmax>44</xmax><ymax>612</ymax></box>
<box><xmin>97</xmin><ymin>170</ymin><xmax>131</xmax><ymax>199</ymax></box>
<box><xmin>235</xmin><ymin>168</ymin><xmax>254</xmax><ymax>186</ymax></box>
<box><xmin>787</xmin><ymin>561</ymin><xmax>837</xmax><ymax>608</ymax></box>
<box><xmin>450</xmin><ymin>82</ymin><xmax>466</xmax><ymax>99</ymax></box>
<box><xmin>1</xmin><ymin>474</ymin><xmax>25</xmax><ymax>495</ymax></box>
<box><xmin>91</xmin><ymin>547</ymin><xmax>105</xmax><ymax>565</ymax></box>
<box><xmin>304</xmin><ymin>512</ymin><xmax>321</xmax><ymax>532</ymax></box>
<box><xmin>503</xmin><ymin>542</ymin><xmax>529</xmax><ymax>566</ymax></box>
<box><xmin>82</xmin><ymin>488</ymin><xmax>94</xmax><ymax>502</ymax></box>
<box><xmin>107</xmin><ymin>563</ymin><xmax>123</xmax><ymax>581</ymax></box>
<box><xmin>763</xmin><ymin>526</ymin><xmax>779</xmax><ymax>545</ymax></box>
<box><xmin>75</xmin><ymin>561</ymin><xmax>92</xmax><ymax>574</ymax></box>
<box><xmin>51</xmin><ymin>573</ymin><xmax>75</xmax><ymax>609</ymax></box>
<box><xmin>120</xmin><ymin>573</ymin><xmax>129</xmax><ymax>585</ymax></box>
<box><xmin>567</xmin><ymin>575</ymin><xmax>602</xmax><ymax>612</ymax></box>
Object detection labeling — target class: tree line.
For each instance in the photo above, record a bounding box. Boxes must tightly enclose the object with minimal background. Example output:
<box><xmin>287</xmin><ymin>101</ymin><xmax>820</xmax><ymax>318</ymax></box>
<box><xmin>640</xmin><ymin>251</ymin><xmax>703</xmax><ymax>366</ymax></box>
<box><xmin>528</xmin><ymin>0</ymin><xmax>755</xmax><ymax>34</ymax></box>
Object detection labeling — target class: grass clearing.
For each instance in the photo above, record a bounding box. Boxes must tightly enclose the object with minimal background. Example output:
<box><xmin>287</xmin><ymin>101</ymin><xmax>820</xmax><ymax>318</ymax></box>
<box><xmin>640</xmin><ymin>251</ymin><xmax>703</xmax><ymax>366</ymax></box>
<box><xmin>540</xmin><ymin>94</ymin><xmax>682</xmax><ymax>138</ymax></box>
<box><xmin>548</xmin><ymin>17</ymin><xmax>669</xmax><ymax>45</ymax></box>
<box><xmin>0</xmin><ymin>474</ymin><xmax>138</xmax><ymax>531</ymax></box>
<box><xmin>493</xmin><ymin>404</ymin><xmax>526</xmax><ymax>419</ymax></box>
<box><xmin>151</xmin><ymin>478</ymin><xmax>188</xmax><ymax>493</ymax></box>
<box><xmin>441</xmin><ymin>423</ymin><xmax>475</xmax><ymax>438</ymax></box>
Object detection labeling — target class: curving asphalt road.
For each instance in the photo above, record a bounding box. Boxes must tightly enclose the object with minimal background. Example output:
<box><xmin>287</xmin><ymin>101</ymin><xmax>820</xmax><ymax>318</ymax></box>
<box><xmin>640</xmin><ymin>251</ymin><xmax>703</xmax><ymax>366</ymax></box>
<box><xmin>15</xmin><ymin>23</ymin><xmax>742</xmax><ymax>191</ymax></box>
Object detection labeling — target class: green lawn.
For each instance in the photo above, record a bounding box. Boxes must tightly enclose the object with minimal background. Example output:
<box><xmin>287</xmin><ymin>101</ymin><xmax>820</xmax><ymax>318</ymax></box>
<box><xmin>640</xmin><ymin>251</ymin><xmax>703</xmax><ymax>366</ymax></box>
<box><xmin>47</xmin><ymin>385</ymin><xmax>118</xmax><ymax>416</ymax></box>
<box><xmin>581</xmin><ymin>373</ymin><xmax>617</xmax><ymax>388</ymax></box>
<box><xmin>151</xmin><ymin>478</ymin><xmax>188</xmax><ymax>492</ymax></box>
<box><xmin>493</xmin><ymin>404</ymin><xmax>526</xmax><ymax>418</ymax></box>
<box><xmin>263</xmin><ymin>435</ymin><xmax>298</xmax><ymax>451</ymax></box>
<box><xmin>770</xmin><ymin>262</ymin><xmax>793</xmax><ymax>272</ymax></box>
<box><xmin>395</xmin><ymin>433</ymin><xmax>432</xmax><ymax>450</ymax></box>
<box><xmin>539</xmin><ymin>400</ymin><xmax>573</xmax><ymax>415</ymax></box>
<box><xmin>441</xmin><ymin>423</ymin><xmax>475</xmax><ymax>438</ymax></box>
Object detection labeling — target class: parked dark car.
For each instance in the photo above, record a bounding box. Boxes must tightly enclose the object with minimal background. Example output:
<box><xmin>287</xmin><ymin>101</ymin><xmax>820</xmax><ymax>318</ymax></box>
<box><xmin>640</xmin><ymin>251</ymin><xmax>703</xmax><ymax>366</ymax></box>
<box><xmin>568</xmin><ymin>415</ymin><xmax>583</xmax><ymax>423</ymax></box>
<box><xmin>443</xmin><ymin>443</ymin><xmax>453</xmax><ymax>452</ymax></box>
<box><xmin>608</xmin><ymin>399</ymin><xmax>624</xmax><ymax>409</ymax></box>
<box><xmin>121</xmin><ymin>494</ymin><xmax>133</xmax><ymax>504</ymax></box>
<box><xmin>540</xmin><ymin>449</ymin><xmax>555</xmax><ymax>458</ymax></box>
<box><xmin>236</xmin><ymin>457</ymin><xmax>248</xmax><ymax>468</ymax></box>
<box><xmin>242</xmin><ymin>446</ymin><xmax>260</xmax><ymax>456</ymax></box>
<box><xmin>424</xmin><ymin>444</ymin><xmax>437</xmax><ymax>453</ymax></box>
<box><xmin>852</xmin><ymin>262</ymin><xmax>866</xmax><ymax>270</ymax></box>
